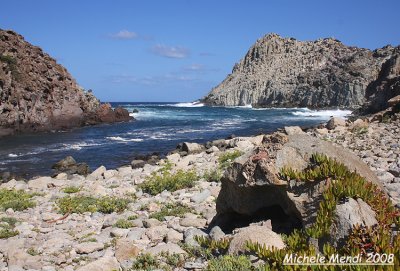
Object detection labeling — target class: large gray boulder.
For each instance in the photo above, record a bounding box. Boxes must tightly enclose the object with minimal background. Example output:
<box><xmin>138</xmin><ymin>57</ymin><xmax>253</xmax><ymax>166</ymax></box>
<box><xmin>330</xmin><ymin>198</ymin><xmax>377</xmax><ymax>247</ymax></box>
<box><xmin>212</xmin><ymin>132</ymin><xmax>382</xmax><ymax>231</ymax></box>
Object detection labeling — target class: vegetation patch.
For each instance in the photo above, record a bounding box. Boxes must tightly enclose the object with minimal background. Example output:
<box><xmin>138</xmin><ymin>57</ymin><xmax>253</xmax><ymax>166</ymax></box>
<box><xmin>114</xmin><ymin>219</ymin><xmax>134</xmax><ymax>229</ymax></box>
<box><xmin>0</xmin><ymin>217</ymin><xmax>19</xmax><ymax>239</ymax></box>
<box><xmin>62</xmin><ymin>186</ymin><xmax>80</xmax><ymax>194</ymax></box>
<box><xmin>139</xmin><ymin>162</ymin><xmax>198</xmax><ymax>195</ymax></box>
<box><xmin>57</xmin><ymin>195</ymin><xmax>130</xmax><ymax>214</ymax></box>
<box><xmin>0</xmin><ymin>189</ymin><xmax>36</xmax><ymax>211</ymax></box>
<box><xmin>195</xmin><ymin>236</ymin><xmax>231</xmax><ymax>257</ymax></box>
<box><xmin>149</xmin><ymin>202</ymin><xmax>192</xmax><ymax>221</ymax></box>
<box><xmin>218</xmin><ymin>150</ymin><xmax>243</xmax><ymax>169</ymax></box>
<box><xmin>206</xmin><ymin>255</ymin><xmax>253</xmax><ymax>271</ymax></box>
<box><xmin>202</xmin><ymin>169</ymin><xmax>223</xmax><ymax>182</ymax></box>
<box><xmin>0</xmin><ymin>54</ymin><xmax>20</xmax><ymax>80</ymax></box>
<box><xmin>245</xmin><ymin>153</ymin><xmax>400</xmax><ymax>270</ymax></box>
<box><xmin>131</xmin><ymin>253</ymin><xmax>160</xmax><ymax>271</ymax></box>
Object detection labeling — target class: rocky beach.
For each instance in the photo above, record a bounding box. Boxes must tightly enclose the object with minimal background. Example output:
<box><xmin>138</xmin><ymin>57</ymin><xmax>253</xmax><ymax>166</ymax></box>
<box><xmin>1</xmin><ymin>8</ymin><xmax>400</xmax><ymax>271</ymax></box>
<box><xmin>0</xmin><ymin>109</ymin><xmax>399</xmax><ymax>270</ymax></box>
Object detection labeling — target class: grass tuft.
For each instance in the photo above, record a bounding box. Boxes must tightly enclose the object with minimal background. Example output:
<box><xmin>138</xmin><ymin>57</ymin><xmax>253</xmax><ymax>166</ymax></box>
<box><xmin>56</xmin><ymin>195</ymin><xmax>130</xmax><ymax>214</ymax></box>
<box><xmin>0</xmin><ymin>189</ymin><xmax>36</xmax><ymax>211</ymax></box>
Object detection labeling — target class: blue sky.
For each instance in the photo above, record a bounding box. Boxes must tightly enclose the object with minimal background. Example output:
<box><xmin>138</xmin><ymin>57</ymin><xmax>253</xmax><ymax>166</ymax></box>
<box><xmin>1</xmin><ymin>0</ymin><xmax>399</xmax><ymax>102</ymax></box>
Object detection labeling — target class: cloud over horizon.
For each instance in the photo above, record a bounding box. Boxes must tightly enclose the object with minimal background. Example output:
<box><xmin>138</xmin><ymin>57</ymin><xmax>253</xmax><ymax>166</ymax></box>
<box><xmin>151</xmin><ymin>44</ymin><xmax>190</xmax><ymax>59</ymax></box>
<box><xmin>110</xmin><ymin>30</ymin><xmax>138</xmax><ymax>39</ymax></box>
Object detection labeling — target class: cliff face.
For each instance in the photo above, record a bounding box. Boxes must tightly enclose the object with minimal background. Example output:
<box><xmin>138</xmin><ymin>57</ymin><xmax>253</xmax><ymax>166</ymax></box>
<box><xmin>203</xmin><ymin>33</ymin><xmax>398</xmax><ymax>109</ymax></box>
<box><xmin>0</xmin><ymin>29</ymin><xmax>131</xmax><ymax>136</ymax></box>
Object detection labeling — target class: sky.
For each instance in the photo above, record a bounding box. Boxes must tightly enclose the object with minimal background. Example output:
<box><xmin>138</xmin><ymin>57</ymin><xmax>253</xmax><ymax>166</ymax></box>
<box><xmin>1</xmin><ymin>0</ymin><xmax>400</xmax><ymax>102</ymax></box>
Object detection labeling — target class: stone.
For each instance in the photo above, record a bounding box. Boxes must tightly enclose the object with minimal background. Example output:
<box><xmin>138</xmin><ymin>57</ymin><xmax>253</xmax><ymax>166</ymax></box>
<box><xmin>206</xmin><ymin>146</ymin><xmax>220</xmax><ymax>154</ymax></box>
<box><xmin>331</xmin><ymin>198</ymin><xmax>377</xmax><ymax>247</ymax></box>
<box><xmin>115</xmin><ymin>238</ymin><xmax>141</xmax><ymax>261</ymax></box>
<box><xmin>145</xmin><ymin>225</ymin><xmax>169</xmax><ymax>241</ymax></box>
<box><xmin>180</xmin><ymin>216</ymin><xmax>207</xmax><ymax>228</ymax></box>
<box><xmin>388</xmin><ymin>95</ymin><xmax>400</xmax><ymax>107</ymax></box>
<box><xmin>110</xmin><ymin>228</ymin><xmax>130</xmax><ymax>238</ymax></box>
<box><xmin>167</xmin><ymin>153</ymin><xmax>181</xmax><ymax>164</ymax></box>
<box><xmin>166</xmin><ymin>229</ymin><xmax>184</xmax><ymax>243</ymax></box>
<box><xmin>143</xmin><ymin>218</ymin><xmax>161</xmax><ymax>228</ymax></box>
<box><xmin>184</xmin><ymin>228</ymin><xmax>207</xmax><ymax>247</ymax></box>
<box><xmin>284</xmin><ymin>126</ymin><xmax>304</xmax><ymax>135</ymax></box>
<box><xmin>350</xmin><ymin>118</ymin><xmax>369</xmax><ymax>131</ymax></box>
<box><xmin>90</xmin><ymin>166</ymin><xmax>106</xmax><ymax>178</ymax></box>
<box><xmin>209</xmin><ymin>226</ymin><xmax>225</xmax><ymax>241</ymax></box>
<box><xmin>103</xmin><ymin>169</ymin><xmax>118</xmax><ymax>179</ymax></box>
<box><xmin>184</xmin><ymin>262</ymin><xmax>206</xmax><ymax>269</ymax></box>
<box><xmin>190</xmin><ymin>189</ymin><xmax>211</xmax><ymax>203</ymax></box>
<box><xmin>28</xmin><ymin>176</ymin><xmax>63</xmax><ymax>190</ymax></box>
<box><xmin>75</xmin><ymin>242</ymin><xmax>104</xmax><ymax>254</ymax></box>
<box><xmin>76</xmin><ymin>256</ymin><xmax>120</xmax><ymax>271</ymax></box>
<box><xmin>181</xmin><ymin>142</ymin><xmax>204</xmax><ymax>154</ymax></box>
<box><xmin>326</xmin><ymin>117</ymin><xmax>346</xmax><ymax>130</ymax></box>
<box><xmin>131</xmin><ymin>160</ymin><xmax>145</xmax><ymax>169</ymax></box>
<box><xmin>127</xmin><ymin>228</ymin><xmax>146</xmax><ymax>241</ymax></box>
<box><xmin>145</xmin><ymin>243</ymin><xmax>187</xmax><ymax>256</ymax></box>
<box><xmin>228</xmin><ymin>225</ymin><xmax>285</xmax><ymax>255</ymax></box>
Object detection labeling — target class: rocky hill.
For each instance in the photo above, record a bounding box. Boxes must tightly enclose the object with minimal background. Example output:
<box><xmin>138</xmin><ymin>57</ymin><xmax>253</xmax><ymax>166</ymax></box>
<box><xmin>0</xmin><ymin>29</ymin><xmax>131</xmax><ymax>136</ymax></box>
<box><xmin>202</xmin><ymin>33</ymin><xmax>399</xmax><ymax>109</ymax></box>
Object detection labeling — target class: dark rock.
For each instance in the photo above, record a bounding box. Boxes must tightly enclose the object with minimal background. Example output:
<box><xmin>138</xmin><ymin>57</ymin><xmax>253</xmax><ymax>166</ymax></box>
<box><xmin>52</xmin><ymin>156</ymin><xmax>76</xmax><ymax>169</ymax></box>
<box><xmin>132</xmin><ymin>109</ymin><xmax>139</xmax><ymax>113</ymax></box>
<box><xmin>131</xmin><ymin>160</ymin><xmax>145</xmax><ymax>169</ymax></box>
<box><xmin>0</xmin><ymin>29</ymin><xmax>133</xmax><ymax>135</ymax></box>
<box><xmin>52</xmin><ymin>156</ymin><xmax>90</xmax><ymax>176</ymax></box>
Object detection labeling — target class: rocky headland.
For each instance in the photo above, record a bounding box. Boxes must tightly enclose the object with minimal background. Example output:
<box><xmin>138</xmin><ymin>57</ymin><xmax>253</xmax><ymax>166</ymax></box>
<box><xmin>0</xmin><ymin>111</ymin><xmax>399</xmax><ymax>270</ymax></box>
<box><xmin>0</xmin><ymin>29</ymin><xmax>132</xmax><ymax>137</ymax></box>
<box><xmin>202</xmin><ymin>33</ymin><xmax>400</xmax><ymax>110</ymax></box>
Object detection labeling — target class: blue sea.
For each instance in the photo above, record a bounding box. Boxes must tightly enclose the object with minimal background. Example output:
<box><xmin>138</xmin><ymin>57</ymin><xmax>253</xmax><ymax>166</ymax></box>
<box><xmin>0</xmin><ymin>102</ymin><xmax>351</xmax><ymax>178</ymax></box>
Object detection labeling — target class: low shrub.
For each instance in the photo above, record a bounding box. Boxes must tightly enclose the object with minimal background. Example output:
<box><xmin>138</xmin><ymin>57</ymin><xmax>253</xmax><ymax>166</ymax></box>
<box><xmin>0</xmin><ymin>189</ymin><xmax>36</xmax><ymax>211</ymax></box>
<box><xmin>139</xmin><ymin>163</ymin><xmax>198</xmax><ymax>195</ymax></box>
<box><xmin>114</xmin><ymin>219</ymin><xmax>134</xmax><ymax>229</ymax></box>
<box><xmin>149</xmin><ymin>202</ymin><xmax>191</xmax><ymax>221</ymax></box>
<box><xmin>0</xmin><ymin>216</ymin><xmax>19</xmax><ymax>239</ymax></box>
<box><xmin>218</xmin><ymin>150</ymin><xmax>242</xmax><ymax>169</ymax></box>
<box><xmin>206</xmin><ymin>255</ymin><xmax>253</xmax><ymax>271</ymax></box>
<box><xmin>62</xmin><ymin>186</ymin><xmax>80</xmax><ymax>194</ymax></box>
<box><xmin>57</xmin><ymin>195</ymin><xmax>130</xmax><ymax>214</ymax></box>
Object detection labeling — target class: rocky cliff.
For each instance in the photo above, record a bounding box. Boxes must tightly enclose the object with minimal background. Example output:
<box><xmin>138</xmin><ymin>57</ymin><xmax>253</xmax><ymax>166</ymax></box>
<box><xmin>0</xmin><ymin>29</ymin><xmax>132</xmax><ymax>136</ymax></box>
<box><xmin>203</xmin><ymin>33</ymin><xmax>399</xmax><ymax>109</ymax></box>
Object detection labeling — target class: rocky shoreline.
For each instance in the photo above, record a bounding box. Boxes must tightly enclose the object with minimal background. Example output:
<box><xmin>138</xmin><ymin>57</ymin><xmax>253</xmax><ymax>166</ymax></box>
<box><xmin>0</xmin><ymin>112</ymin><xmax>399</xmax><ymax>270</ymax></box>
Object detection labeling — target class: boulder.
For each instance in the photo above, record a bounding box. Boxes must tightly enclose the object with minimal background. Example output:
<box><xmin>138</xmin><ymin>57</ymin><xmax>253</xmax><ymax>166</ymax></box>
<box><xmin>228</xmin><ymin>224</ymin><xmax>285</xmax><ymax>255</ymax></box>
<box><xmin>388</xmin><ymin>95</ymin><xmax>400</xmax><ymax>107</ymax></box>
<box><xmin>52</xmin><ymin>156</ymin><xmax>90</xmax><ymax>176</ymax></box>
<box><xmin>330</xmin><ymin>198</ymin><xmax>377</xmax><ymax>247</ymax></box>
<box><xmin>213</xmin><ymin>132</ymin><xmax>382</xmax><ymax>231</ymax></box>
<box><xmin>115</xmin><ymin>238</ymin><xmax>141</xmax><ymax>261</ymax></box>
<box><xmin>181</xmin><ymin>142</ymin><xmax>204</xmax><ymax>154</ymax></box>
<box><xmin>326</xmin><ymin>117</ymin><xmax>346</xmax><ymax>130</ymax></box>
<box><xmin>75</xmin><ymin>242</ymin><xmax>104</xmax><ymax>254</ymax></box>
<box><xmin>76</xmin><ymin>257</ymin><xmax>120</xmax><ymax>271</ymax></box>
<box><xmin>284</xmin><ymin>126</ymin><xmax>304</xmax><ymax>135</ymax></box>
<box><xmin>145</xmin><ymin>243</ymin><xmax>187</xmax><ymax>256</ymax></box>
<box><xmin>131</xmin><ymin>159</ymin><xmax>145</xmax><ymax>169</ymax></box>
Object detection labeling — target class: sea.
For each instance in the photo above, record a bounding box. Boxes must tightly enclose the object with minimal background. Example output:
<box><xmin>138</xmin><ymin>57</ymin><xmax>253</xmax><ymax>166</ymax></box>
<box><xmin>0</xmin><ymin>102</ymin><xmax>351</xmax><ymax>178</ymax></box>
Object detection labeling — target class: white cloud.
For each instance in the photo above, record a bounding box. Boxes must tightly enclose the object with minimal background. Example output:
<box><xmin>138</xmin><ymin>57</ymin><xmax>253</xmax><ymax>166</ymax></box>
<box><xmin>184</xmin><ymin>64</ymin><xmax>204</xmax><ymax>71</ymax></box>
<box><xmin>110</xmin><ymin>30</ymin><xmax>138</xmax><ymax>40</ymax></box>
<box><xmin>151</xmin><ymin>44</ymin><xmax>190</xmax><ymax>59</ymax></box>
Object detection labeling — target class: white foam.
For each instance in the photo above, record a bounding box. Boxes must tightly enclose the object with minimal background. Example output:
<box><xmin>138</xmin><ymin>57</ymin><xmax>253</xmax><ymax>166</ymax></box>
<box><xmin>8</xmin><ymin>153</ymin><xmax>18</xmax><ymax>158</ymax></box>
<box><xmin>292</xmin><ymin>109</ymin><xmax>352</xmax><ymax>118</ymax></box>
<box><xmin>107</xmin><ymin>136</ymin><xmax>143</xmax><ymax>142</ymax></box>
<box><xmin>172</xmin><ymin>102</ymin><xmax>204</xmax><ymax>107</ymax></box>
